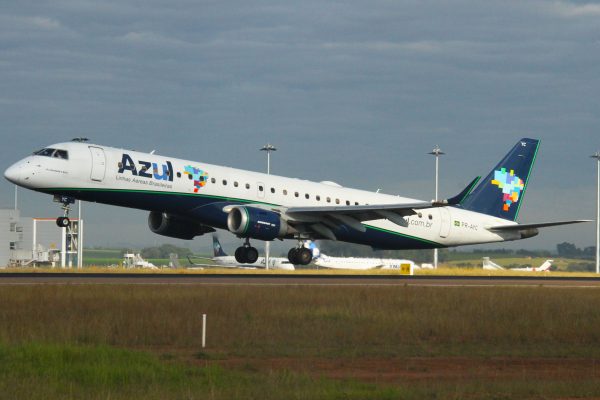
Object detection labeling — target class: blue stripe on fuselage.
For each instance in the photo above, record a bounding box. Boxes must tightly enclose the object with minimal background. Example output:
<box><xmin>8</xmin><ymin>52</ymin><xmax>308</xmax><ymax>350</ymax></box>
<box><xmin>42</xmin><ymin>187</ymin><xmax>442</xmax><ymax>250</ymax></box>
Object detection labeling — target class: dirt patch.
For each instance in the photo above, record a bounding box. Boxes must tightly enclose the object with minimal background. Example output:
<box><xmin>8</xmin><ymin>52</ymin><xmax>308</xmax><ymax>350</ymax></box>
<box><xmin>202</xmin><ymin>356</ymin><xmax>600</xmax><ymax>383</ymax></box>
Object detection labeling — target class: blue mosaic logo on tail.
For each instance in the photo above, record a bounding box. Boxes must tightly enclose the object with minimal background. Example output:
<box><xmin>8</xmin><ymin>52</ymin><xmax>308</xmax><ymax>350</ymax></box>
<box><xmin>460</xmin><ymin>138</ymin><xmax>539</xmax><ymax>221</ymax></box>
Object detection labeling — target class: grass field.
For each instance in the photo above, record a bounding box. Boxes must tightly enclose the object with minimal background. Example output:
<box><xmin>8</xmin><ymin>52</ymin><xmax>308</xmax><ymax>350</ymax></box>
<box><xmin>1</xmin><ymin>284</ymin><xmax>600</xmax><ymax>398</ymax></box>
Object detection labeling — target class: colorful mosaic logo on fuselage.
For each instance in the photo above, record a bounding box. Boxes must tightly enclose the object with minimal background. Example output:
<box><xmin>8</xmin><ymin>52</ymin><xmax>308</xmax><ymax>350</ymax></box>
<box><xmin>184</xmin><ymin>166</ymin><xmax>208</xmax><ymax>193</ymax></box>
<box><xmin>491</xmin><ymin>168</ymin><xmax>524</xmax><ymax>212</ymax></box>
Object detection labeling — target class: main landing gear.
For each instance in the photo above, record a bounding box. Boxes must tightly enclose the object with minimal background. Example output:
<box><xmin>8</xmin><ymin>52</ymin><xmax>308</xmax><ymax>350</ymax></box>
<box><xmin>54</xmin><ymin>195</ymin><xmax>75</xmax><ymax>228</ymax></box>
<box><xmin>288</xmin><ymin>245</ymin><xmax>312</xmax><ymax>266</ymax></box>
<box><xmin>234</xmin><ymin>238</ymin><xmax>259</xmax><ymax>264</ymax></box>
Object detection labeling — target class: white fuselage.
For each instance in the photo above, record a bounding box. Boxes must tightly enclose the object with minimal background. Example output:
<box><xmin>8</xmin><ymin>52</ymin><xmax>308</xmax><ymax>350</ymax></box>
<box><xmin>4</xmin><ymin>141</ymin><xmax>522</xmax><ymax>249</ymax></box>
<box><xmin>314</xmin><ymin>254</ymin><xmax>416</xmax><ymax>270</ymax></box>
<box><xmin>212</xmin><ymin>256</ymin><xmax>294</xmax><ymax>270</ymax></box>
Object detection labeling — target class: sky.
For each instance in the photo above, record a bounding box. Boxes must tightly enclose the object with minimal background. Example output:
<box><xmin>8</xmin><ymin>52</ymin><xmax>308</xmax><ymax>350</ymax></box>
<box><xmin>1</xmin><ymin>0</ymin><xmax>599</xmax><ymax>253</ymax></box>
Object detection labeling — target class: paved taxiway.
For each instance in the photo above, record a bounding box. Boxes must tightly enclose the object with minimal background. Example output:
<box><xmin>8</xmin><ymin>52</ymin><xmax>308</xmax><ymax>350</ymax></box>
<box><xmin>1</xmin><ymin>273</ymin><xmax>600</xmax><ymax>287</ymax></box>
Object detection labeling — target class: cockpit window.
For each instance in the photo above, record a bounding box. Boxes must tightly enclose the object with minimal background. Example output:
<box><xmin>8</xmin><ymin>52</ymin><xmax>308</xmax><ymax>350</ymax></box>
<box><xmin>33</xmin><ymin>148</ymin><xmax>68</xmax><ymax>159</ymax></box>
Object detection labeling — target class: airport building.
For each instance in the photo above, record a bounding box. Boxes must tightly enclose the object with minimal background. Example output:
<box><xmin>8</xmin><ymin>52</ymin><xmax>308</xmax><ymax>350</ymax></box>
<box><xmin>0</xmin><ymin>208</ymin><xmax>82</xmax><ymax>268</ymax></box>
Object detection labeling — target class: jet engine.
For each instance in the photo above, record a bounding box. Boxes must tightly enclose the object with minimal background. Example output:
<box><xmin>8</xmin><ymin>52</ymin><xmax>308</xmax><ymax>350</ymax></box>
<box><xmin>226</xmin><ymin>206</ymin><xmax>291</xmax><ymax>241</ymax></box>
<box><xmin>148</xmin><ymin>211</ymin><xmax>215</xmax><ymax>240</ymax></box>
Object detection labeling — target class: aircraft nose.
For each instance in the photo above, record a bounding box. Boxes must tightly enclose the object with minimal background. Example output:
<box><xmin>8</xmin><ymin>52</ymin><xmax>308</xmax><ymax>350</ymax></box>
<box><xmin>4</xmin><ymin>163</ymin><xmax>21</xmax><ymax>184</ymax></box>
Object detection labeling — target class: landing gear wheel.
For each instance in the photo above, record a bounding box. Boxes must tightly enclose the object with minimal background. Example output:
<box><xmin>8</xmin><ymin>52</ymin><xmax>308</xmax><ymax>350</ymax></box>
<box><xmin>297</xmin><ymin>248</ymin><xmax>313</xmax><ymax>265</ymax></box>
<box><xmin>56</xmin><ymin>216</ymin><xmax>70</xmax><ymax>228</ymax></box>
<box><xmin>288</xmin><ymin>248</ymin><xmax>299</xmax><ymax>265</ymax></box>
<box><xmin>245</xmin><ymin>247</ymin><xmax>259</xmax><ymax>264</ymax></box>
<box><xmin>235</xmin><ymin>247</ymin><xmax>246</xmax><ymax>263</ymax></box>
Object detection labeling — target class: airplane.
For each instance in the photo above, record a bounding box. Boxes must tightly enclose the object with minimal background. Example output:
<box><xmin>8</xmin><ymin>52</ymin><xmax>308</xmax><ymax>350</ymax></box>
<box><xmin>186</xmin><ymin>235</ymin><xmax>295</xmax><ymax>270</ymax></box>
<box><xmin>3</xmin><ymin>137</ymin><xmax>591</xmax><ymax>266</ymax></box>
<box><xmin>482</xmin><ymin>257</ymin><xmax>553</xmax><ymax>272</ymax></box>
<box><xmin>307</xmin><ymin>242</ymin><xmax>417</xmax><ymax>270</ymax></box>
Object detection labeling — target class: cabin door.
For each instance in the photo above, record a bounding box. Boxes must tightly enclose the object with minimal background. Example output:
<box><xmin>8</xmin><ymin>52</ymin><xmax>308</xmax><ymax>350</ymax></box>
<box><xmin>89</xmin><ymin>146</ymin><xmax>106</xmax><ymax>182</ymax></box>
<box><xmin>439</xmin><ymin>208</ymin><xmax>451</xmax><ymax>238</ymax></box>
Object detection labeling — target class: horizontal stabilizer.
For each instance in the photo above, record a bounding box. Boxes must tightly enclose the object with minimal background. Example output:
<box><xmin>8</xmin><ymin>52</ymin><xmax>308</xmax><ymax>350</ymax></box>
<box><xmin>487</xmin><ymin>220</ymin><xmax>592</xmax><ymax>231</ymax></box>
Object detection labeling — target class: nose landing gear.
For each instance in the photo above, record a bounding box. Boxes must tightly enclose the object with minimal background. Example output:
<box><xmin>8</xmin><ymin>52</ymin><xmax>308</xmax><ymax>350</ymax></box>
<box><xmin>234</xmin><ymin>238</ymin><xmax>259</xmax><ymax>264</ymax></box>
<box><xmin>53</xmin><ymin>195</ymin><xmax>75</xmax><ymax>228</ymax></box>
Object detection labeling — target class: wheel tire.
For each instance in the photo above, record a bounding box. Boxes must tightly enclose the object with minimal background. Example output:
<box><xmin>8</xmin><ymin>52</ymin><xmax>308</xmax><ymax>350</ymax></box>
<box><xmin>288</xmin><ymin>248</ymin><xmax>299</xmax><ymax>265</ymax></box>
<box><xmin>234</xmin><ymin>247</ymin><xmax>246</xmax><ymax>263</ymax></box>
<box><xmin>245</xmin><ymin>247</ymin><xmax>259</xmax><ymax>264</ymax></box>
<box><xmin>298</xmin><ymin>248</ymin><xmax>313</xmax><ymax>265</ymax></box>
<box><xmin>56</xmin><ymin>217</ymin><xmax>70</xmax><ymax>228</ymax></box>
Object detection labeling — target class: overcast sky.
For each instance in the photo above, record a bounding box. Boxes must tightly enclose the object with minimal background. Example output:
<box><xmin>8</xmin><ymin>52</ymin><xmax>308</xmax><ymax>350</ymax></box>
<box><xmin>1</xmin><ymin>0</ymin><xmax>599</xmax><ymax>252</ymax></box>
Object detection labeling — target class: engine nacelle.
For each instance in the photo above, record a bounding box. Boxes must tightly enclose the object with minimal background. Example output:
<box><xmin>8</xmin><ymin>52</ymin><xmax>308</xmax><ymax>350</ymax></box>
<box><xmin>226</xmin><ymin>206</ymin><xmax>290</xmax><ymax>241</ymax></box>
<box><xmin>148</xmin><ymin>211</ymin><xmax>214</xmax><ymax>240</ymax></box>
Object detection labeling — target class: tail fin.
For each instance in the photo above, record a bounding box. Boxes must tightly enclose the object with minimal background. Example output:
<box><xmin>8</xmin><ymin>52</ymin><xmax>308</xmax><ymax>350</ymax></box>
<box><xmin>482</xmin><ymin>257</ymin><xmax>504</xmax><ymax>270</ymax></box>
<box><xmin>460</xmin><ymin>138</ymin><xmax>540</xmax><ymax>221</ymax></box>
<box><xmin>538</xmin><ymin>260</ymin><xmax>553</xmax><ymax>271</ymax></box>
<box><xmin>304</xmin><ymin>240</ymin><xmax>320</xmax><ymax>259</ymax></box>
<box><xmin>212</xmin><ymin>235</ymin><xmax>227</xmax><ymax>257</ymax></box>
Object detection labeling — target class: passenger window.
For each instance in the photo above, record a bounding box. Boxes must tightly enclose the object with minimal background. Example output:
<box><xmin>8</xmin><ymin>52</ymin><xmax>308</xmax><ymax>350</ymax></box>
<box><xmin>316</xmin><ymin>195</ymin><xmax>320</xmax><ymax>201</ymax></box>
<box><xmin>245</xmin><ymin>183</ymin><xmax>250</xmax><ymax>189</ymax></box>
<box><xmin>270</xmin><ymin>188</ymin><xmax>275</xmax><ymax>193</ymax></box>
<box><xmin>355</xmin><ymin>202</ymin><xmax>359</xmax><ymax>205</ymax></box>
<box><xmin>259</xmin><ymin>185</ymin><xmax>264</xmax><ymax>192</ymax></box>
<box><xmin>234</xmin><ymin>181</ymin><xmax>239</xmax><ymax>187</ymax></box>
<box><xmin>283</xmin><ymin>189</ymin><xmax>288</xmax><ymax>195</ymax></box>
<box><xmin>188</xmin><ymin>174</ymin><xmax>193</xmax><ymax>180</ymax></box>
<box><xmin>326</xmin><ymin>197</ymin><xmax>331</xmax><ymax>203</ymax></box>
<box><xmin>346</xmin><ymin>200</ymin><xmax>350</xmax><ymax>205</ymax></box>
<box><xmin>305</xmin><ymin>194</ymin><xmax>310</xmax><ymax>199</ymax></box>
<box><xmin>295</xmin><ymin>192</ymin><xmax>299</xmax><ymax>197</ymax></box>
<box><xmin>211</xmin><ymin>178</ymin><xmax>216</xmax><ymax>184</ymax></box>
<box><xmin>335</xmin><ymin>199</ymin><xmax>340</xmax><ymax>204</ymax></box>
<box><xmin>222</xmin><ymin>180</ymin><xmax>227</xmax><ymax>185</ymax></box>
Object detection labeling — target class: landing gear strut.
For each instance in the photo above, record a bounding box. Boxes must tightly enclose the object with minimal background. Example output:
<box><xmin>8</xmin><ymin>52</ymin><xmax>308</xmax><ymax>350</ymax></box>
<box><xmin>288</xmin><ymin>245</ymin><xmax>313</xmax><ymax>265</ymax></box>
<box><xmin>234</xmin><ymin>238</ymin><xmax>259</xmax><ymax>264</ymax></box>
<box><xmin>53</xmin><ymin>195</ymin><xmax>75</xmax><ymax>228</ymax></box>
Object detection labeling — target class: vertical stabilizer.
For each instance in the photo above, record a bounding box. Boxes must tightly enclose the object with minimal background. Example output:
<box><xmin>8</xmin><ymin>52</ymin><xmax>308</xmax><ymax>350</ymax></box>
<box><xmin>460</xmin><ymin>138</ymin><xmax>540</xmax><ymax>221</ymax></box>
<box><xmin>212</xmin><ymin>235</ymin><xmax>228</xmax><ymax>257</ymax></box>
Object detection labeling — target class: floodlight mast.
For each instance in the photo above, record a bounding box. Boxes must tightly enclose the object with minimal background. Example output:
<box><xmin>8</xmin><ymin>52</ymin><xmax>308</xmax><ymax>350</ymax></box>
<box><xmin>260</xmin><ymin>144</ymin><xmax>277</xmax><ymax>270</ymax></box>
<box><xmin>428</xmin><ymin>145</ymin><xmax>445</xmax><ymax>269</ymax></box>
<box><xmin>592</xmin><ymin>151</ymin><xmax>600</xmax><ymax>275</ymax></box>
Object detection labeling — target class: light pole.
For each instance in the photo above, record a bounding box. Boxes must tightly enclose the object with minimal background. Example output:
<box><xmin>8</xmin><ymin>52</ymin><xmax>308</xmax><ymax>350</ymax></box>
<box><xmin>592</xmin><ymin>151</ymin><xmax>600</xmax><ymax>274</ymax></box>
<box><xmin>77</xmin><ymin>200</ymin><xmax>83</xmax><ymax>269</ymax></box>
<box><xmin>260</xmin><ymin>143</ymin><xmax>277</xmax><ymax>270</ymax></box>
<box><xmin>428</xmin><ymin>145</ymin><xmax>445</xmax><ymax>269</ymax></box>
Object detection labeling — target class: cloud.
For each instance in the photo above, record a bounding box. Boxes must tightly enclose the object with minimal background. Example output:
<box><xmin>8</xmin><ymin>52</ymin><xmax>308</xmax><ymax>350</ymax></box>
<box><xmin>120</xmin><ymin>31</ymin><xmax>191</xmax><ymax>47</ymax></box>
<box><xmin>548</xmin><ymin>1</ymin><xmax>600</xmax><ymax>17</ymax></box>
<box><xmin>321</xmin><ymin>40</ymin><xmax>442</xmax><ymax>53</ymax></box>
<box><xmin>28</xmin><ymin>16</ymin><xmax>62</xmax><ymax>29</ymax></box>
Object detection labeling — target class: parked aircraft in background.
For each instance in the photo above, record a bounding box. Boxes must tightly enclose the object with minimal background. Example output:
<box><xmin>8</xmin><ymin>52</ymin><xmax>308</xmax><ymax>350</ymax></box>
<box><xmin>4</xmin><ymin>138</ymin><xmax>590</xmax><ymax>266</ymax></box>
<box><xmin>511</xmin><ymin>259</ymin><xmax>553</xmax><ymax>272</ymax></box>
<box><xmin>308</xmin><ymin>242</ymin><xmax>416</xmax><ymax>270</ymax></box>
<box><xmin>482</xmin><ymin>257</ymin><xmax>553</xmax><ymax>272</ymax></box>
<box><xmin>187</xmin><ymin>235</ymin><xmax>295</xmax><ymax>270</ymax></box>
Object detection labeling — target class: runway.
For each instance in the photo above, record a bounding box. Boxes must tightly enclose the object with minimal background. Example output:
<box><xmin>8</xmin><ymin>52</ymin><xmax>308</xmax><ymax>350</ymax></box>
<box><xmin>1</xmin><ymin>273</ymin><xmax>600</xmax><ymax>287</ymax></box>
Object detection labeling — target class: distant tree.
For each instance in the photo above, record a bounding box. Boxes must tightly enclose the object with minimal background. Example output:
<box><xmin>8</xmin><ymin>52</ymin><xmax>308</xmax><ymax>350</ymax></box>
<box><xmin>583</xmin><ymin>246</ymin><xmax>596</xmax><ymax>259</ymax></box>
<box><xmin>141</xmin><ymin>244</ymin><xmax>193</xmax><ymax>259</ymax></box>
<box><xmin>556</xmin><ymin>242</ymin><xmax>579</xmax><ymax>258</ymax></box>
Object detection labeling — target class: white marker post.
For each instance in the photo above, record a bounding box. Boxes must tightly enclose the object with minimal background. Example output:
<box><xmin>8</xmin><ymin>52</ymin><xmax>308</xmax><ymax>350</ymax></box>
<box><xmin>202</xmin><ymin>314</ymin><xmax>207</xmax><ymax>348</ymax></box>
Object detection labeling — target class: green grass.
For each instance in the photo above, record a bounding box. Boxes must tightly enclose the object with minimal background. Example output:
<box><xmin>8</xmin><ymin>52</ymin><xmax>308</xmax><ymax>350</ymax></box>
<box><xmin>2</xmin><ymin>285</ymin><xmax>600</xmax><ymax>398</ymax></box>
<box><xmin>1</xmin><ymin>285</ymin><xmax>600</xmax><ymax>358</ymax></box>
<box><xmin>0</xmin><ymin>342</ymin><xmax>403</xmax><ymax>400</ymax></box>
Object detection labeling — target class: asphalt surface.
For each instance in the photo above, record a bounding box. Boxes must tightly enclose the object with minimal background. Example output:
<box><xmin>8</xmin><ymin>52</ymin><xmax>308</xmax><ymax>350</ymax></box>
<box><xmin>1</xmin><ymin>272</ymin><xmax>600</xmax><ymax>287</ymax></box>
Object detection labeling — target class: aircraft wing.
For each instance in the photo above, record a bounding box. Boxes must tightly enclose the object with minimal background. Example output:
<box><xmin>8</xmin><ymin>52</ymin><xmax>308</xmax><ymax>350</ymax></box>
<box><xmin>487</xmin><ymin>220</ymin><xmax>592</xmax><ymax>231</ymax></box>
<box><xmin>284</xmin><ymin>201</ymin><xmax>435</xmax><ymax>239</ymax></box>
<box><xmin>286</xmin><ymin>201</ymin><xmax>435</xmax><ymax>221</ymax></box>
